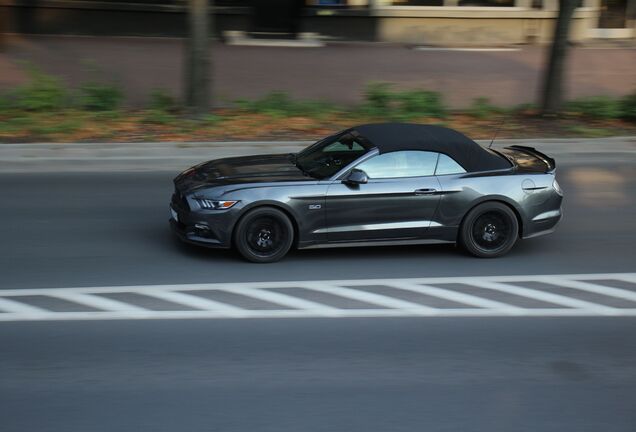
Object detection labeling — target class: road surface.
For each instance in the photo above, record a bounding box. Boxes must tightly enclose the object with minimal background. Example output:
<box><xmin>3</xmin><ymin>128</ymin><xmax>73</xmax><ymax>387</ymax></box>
<box><xmin>0</xmin><ymin>152</ymin><xmax>634</xmax><ymax>431</ymax></box>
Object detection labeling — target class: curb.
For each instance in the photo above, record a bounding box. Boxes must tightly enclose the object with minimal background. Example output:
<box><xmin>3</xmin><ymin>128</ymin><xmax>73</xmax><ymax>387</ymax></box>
<box><xmin>1</xmin><ymin>137</ymin><xmax>634</xmax><ymax>173</ymax></box>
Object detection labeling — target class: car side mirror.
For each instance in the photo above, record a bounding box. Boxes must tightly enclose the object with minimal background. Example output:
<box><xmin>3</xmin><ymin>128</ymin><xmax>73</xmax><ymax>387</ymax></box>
<box><xmin>343</xmin><ymin>169</ymin><xmax>368</xmax><ymax>185</ymax></box>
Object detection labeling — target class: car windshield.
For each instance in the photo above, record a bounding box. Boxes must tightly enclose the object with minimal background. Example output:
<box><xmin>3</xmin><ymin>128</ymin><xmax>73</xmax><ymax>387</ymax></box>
<box><xmin>294</xmin><ymin>133</ymin><xmax>371</xmax><ymax>179</ymax></box>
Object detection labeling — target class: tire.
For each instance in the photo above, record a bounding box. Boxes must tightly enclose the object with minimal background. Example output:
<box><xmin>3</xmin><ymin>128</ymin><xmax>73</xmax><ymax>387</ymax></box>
<box><xmin>233</xmin><ymin>207</ymin><xmax>294</xmax><ymax>263</ymax></box>
<box><xmin>459</xmin><ymin>202</ymin><xmax>519</xmax><ymax>258</ymax></box>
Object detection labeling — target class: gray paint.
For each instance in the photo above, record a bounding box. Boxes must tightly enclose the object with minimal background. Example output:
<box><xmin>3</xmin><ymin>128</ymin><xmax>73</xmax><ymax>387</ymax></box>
<box><xmin>170</xmin><ymin>145</ymin><xmax>562</xmax><ymax>251</ymax></box>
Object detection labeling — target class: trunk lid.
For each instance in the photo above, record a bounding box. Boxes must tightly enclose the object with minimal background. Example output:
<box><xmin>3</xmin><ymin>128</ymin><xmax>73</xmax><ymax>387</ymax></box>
<box><xmin>499</xmin><ymin>145</ymin><xmax>556</xmax><ymax>173</ymax></box>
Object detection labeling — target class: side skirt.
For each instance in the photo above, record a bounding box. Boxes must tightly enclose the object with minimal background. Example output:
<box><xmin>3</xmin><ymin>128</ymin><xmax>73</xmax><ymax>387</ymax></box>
<box><xmin>299</xmin><ymin>238</ymin><xmax>456</xmax><ymax>250</ymax></box>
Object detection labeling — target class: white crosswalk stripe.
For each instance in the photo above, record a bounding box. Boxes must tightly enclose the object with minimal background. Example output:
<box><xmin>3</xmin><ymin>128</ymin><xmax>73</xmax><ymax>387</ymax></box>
<box><xmin>301</xmin><ymin>282</ymin><xmax>438</xmax><ymax>312</ymax></box>
<box><xmin>0</xmin><ymin>297</ymin><xmax>49</xmax><ymax>314</ymax></box>
<box><xmin>0</xmin><ymin>272</ymin><xmax>635</xmax><ymax>321</ymax></box>
<box><xmin>390</xmin><ymin>281</ymin><xmax>526</xmax><ymax>314</ymax></box>
<box><xmin>533</xmin><ymin>277</ymin><xmax>636</xmax><ymax>303</ymax></box>
<box><xmin>466</xmin><ymin>280</ymin><xmax>620</xmax><ymax>315</ymax></box>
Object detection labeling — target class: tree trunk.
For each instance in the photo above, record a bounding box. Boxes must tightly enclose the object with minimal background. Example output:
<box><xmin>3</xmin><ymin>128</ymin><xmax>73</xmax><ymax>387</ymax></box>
<box><xmin>185</xmin><ymin>0</ymin><xmax>212</xmax><ymax>116</ymax></box>
<box><xmin>540</xmin><ymin>0</ymin><xmax>577</xmax><ymax>115</ymax></box>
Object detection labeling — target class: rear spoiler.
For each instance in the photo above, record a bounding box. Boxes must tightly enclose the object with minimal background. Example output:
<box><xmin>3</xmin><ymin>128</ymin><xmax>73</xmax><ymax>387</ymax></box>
<box><xmin>505</xmin><ymin>145</ymin><xmax>556</xmax><ymax>173</ymax></box>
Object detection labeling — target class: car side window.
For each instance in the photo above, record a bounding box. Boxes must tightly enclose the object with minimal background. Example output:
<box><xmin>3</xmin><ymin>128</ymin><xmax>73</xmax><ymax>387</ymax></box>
<box><xmin>355</xmin><ymin>151</ymin><xmax>438</xmax><ymax>179</ymax></box>
<box><xmin>435</xmin><ymin>154</ymin><xmax>466</xmax><ymax>175</ymax></box>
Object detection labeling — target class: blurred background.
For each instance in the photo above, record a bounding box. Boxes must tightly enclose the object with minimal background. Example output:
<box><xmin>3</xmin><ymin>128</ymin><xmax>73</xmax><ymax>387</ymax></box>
<box><xmin>0</xmin><ymin>0</ymin><xmax>635</xmax><ymax>141</ymax></box>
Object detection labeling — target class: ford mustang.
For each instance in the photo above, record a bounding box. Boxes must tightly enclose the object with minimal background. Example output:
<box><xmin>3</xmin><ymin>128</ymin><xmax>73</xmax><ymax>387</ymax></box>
<box><xmin>170</xmin><ymin>123</ymin><xmax>563</xmax><ymax>262</ymax></box>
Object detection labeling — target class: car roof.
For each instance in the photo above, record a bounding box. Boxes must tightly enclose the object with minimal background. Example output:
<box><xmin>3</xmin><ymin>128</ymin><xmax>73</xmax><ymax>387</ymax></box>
<box><xmin>349</xmin><ymin>123</ymin><xmax>510</xmax><ymax>173</ymax></box>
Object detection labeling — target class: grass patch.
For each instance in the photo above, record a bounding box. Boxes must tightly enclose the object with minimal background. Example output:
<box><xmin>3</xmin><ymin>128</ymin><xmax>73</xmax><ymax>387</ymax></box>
<box><xmin>235</xmin><ymin>91</ymin><xmax>335</xmax><ymax>118</ymax></box>
<box><xmin>564</xmin><ymin>125</ymin><xmax>617</xmax><ymax>138</ymax></box>
<box><xmin>565</xmin><ymin>96</ymin><xmax>623</xmax><ymax>119</ymax></box>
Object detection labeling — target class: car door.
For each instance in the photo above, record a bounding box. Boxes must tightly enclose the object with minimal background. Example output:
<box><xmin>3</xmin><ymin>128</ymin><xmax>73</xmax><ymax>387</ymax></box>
<box><xmin>325</xmin><ymin>150</ymin><xmax>442</xmax><ymax>243</ymax></box>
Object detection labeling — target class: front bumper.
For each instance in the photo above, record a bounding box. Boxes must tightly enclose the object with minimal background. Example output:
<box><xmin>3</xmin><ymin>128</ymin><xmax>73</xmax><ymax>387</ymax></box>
<box><xmin>169</xmin><ymin>193</ymin><xmax>236</xmax><ymax>249</ymax></box>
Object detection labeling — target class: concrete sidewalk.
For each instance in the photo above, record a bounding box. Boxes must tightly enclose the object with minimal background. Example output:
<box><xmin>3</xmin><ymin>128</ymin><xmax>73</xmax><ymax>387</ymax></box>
<box><xmin>1</xmin><ymin>137</ymin><xmax>634</xmax><ymax>172</ymax></box>
<box><xmin>1</xmin><ymin>35</ymin><xmax>635</xmax><ymax>108</ymax></box>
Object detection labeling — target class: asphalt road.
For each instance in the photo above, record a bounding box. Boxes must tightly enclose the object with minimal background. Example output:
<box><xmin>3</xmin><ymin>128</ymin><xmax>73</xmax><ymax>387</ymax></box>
<box><xmin>0</xmin><ymin>157</ymin><xmax>634</xmax><ymax>289</ymax></box>
<box><xmin>2</xmin><ymin>317</ymin><xmax>636</xmax><ymax>432</ymax></box>
<box><xmin>1</xmin><ymin>154</ymin><xmax>635</xmax><ymax>431</ymax></box>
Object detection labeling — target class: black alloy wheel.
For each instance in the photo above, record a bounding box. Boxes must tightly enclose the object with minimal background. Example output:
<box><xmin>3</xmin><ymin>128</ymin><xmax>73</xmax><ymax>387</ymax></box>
<box><xmin>234</xmin><ymin>207</ymin><xmax>294</xmax><ymax>263</ymax></box>
<box><xmin>460</xmin><ymin>202</ymin><xmax>519</xmax><ymax>258</ymax></box>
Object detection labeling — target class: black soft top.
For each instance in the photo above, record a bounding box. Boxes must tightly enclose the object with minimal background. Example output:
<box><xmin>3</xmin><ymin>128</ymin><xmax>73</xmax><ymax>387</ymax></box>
<box><xmin>349</xmin><ymin>123</ymin><xmax>510</xmax><ymax>172</ymax></box>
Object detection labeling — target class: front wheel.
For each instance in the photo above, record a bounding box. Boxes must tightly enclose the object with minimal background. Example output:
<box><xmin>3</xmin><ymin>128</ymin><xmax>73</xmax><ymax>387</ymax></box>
<box><xmin>460</xmin><ymin>202</ymin><xmax>519</xmax><ymax>258</ymax></box>
<box><xmin>233</xmin><ymin>207</ymin><xmax>294</xmax><ymax>263</ymax></box>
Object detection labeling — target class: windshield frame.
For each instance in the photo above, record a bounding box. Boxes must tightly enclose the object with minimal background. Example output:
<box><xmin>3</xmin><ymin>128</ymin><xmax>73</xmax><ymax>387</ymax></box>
<box><xmin>294</xmin><ymin>131</ymin><xmax>374</xmax><ymax>180</ymax></box>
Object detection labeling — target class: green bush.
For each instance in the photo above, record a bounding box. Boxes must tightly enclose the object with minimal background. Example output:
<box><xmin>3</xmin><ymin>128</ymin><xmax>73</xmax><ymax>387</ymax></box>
<box><xmin>620</xmin><ymin>92</ymin><xmax>636</xmax><ymax>122</ymax></box>
<box><xmin>565</xmin><ymin>96</ymin><xmax>622</xmax><ymax>119</ymax></box>
<box><xmin>0</xmin><ymin>93</ymin><xmax>11</xmax><ymax>112</ymax></box>
<box><xmin>149</xmin><ymin>89</ymin><xmax>177</xmax><ymax>112</ymax></box>
<box><xmin>79</xmin><ymin>82</ymin><xmax>123</xmax><ymax>111</ymax></box>
<box><xmin>364</xmin><ymin>82</ymin><xmax>393</xmax><ymax>115</ymax></box>
<box><xmin>14</xmin><ymin>68</ymin><xmax>69</xmax><ymax>111</ymax></box>
<box><xmin>397</xmin><ymin>90</ymin><xmax>445</xmax><ymax>119</ymax></box>
<box><xmin>361</xmin><ymin>83</ymin><xmax>446</xmax><ymax>120</ymax></box>
<box><xmin>469</xmin><ymin>97</ymin><xmax>501</xmax><ymax>119</ymax></box>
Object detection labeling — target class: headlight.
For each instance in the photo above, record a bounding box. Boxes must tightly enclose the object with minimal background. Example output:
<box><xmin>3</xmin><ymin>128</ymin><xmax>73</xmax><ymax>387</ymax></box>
<box><xmin>552</xmin><ymin>179</ymin><xmax>562</xmax><ymax>195</ymax></box>
<box><xmin>196</xmin><ymin>199</ymin><xmax>239</xmax><ymax>210</ymax></box>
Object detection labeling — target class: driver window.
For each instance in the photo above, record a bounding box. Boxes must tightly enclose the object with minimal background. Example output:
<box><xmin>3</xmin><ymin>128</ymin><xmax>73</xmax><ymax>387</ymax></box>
<box><xmin>356</xmin><ymin>151</ymin><xmax>438</xmax><ymax>179</ymax></box>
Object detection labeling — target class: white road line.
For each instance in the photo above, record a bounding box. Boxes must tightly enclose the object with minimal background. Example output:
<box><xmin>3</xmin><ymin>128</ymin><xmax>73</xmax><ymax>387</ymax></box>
<box><xmin>1</xmin><ymin>308</ymin><xmax>635</xmax><ymax>322</ymax></box>
<box><xmin>301</xmin><ymin>283</ymin><xmax>438</xmax><ymax>312</ymax></box>
<box><xmin>0</xmin><ymin>297</ymin><xmax>50</xmax><ymax>314</ymax></box>
<box><xmin>467</xmin><ymin>280</ymin><xmax>620</xmax><ymax>315</ymax></box>
<box><xmin>390</xmin><ymin>282</ymin><xmax>525</xmax><ymax>314</ymax></box>
<box><xmin>228</xmin><ymin>287</ymin><xmax>343</xmax><ymax>316</ymax></box>
<box><xmin>1</xmin><ymin>273</ymin><xmax>635</xmax><ymax>321</ymax></box>
<box><xmin>536</xmin><ymin>278</ymin><xmax>636</xmax><ymax>303</ymax></box>
<box><xmin>141</xmin><ymin>290</ymin><xmax>250</xmax><ymax>318</ymax></box>
<box><xmin>48</xmin><ymin>292</ymin><xmax>148</xmax><ymax>313</ymax></box>
<box><xmin>2</xmin><ymin>273</ymin><xmax>635</xmax><ymax>296</ymax></box>
<box><xmin>614</xmin><ymin>274</ymin><xmax>636</xmax><ymax>284</ymax></box>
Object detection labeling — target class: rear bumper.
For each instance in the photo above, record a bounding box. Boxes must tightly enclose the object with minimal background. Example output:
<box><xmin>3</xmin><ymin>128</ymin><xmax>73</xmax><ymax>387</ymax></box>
<box><xmin>522</xmin><ymin>207</ymin><xmax>563</xmax><ymax>239</ymax></box>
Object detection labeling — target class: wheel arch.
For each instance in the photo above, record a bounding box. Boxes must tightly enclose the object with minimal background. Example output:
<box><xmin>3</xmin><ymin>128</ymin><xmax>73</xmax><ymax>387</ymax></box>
<box><xmin>232</xmin><ymin>201</ymin><xmax>301</xmax><ymax>249</ymax></box>
<box><xmin>459</xmin><ymin>197</ymin><xmax>524</xmax><ymax>241</ymax></box>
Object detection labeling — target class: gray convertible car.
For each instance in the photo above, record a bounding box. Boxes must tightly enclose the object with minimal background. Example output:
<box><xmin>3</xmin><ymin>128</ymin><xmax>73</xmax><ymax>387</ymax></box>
<box><xmin>170</xmin><ymin>123</ymin><xmax>562</xmax><ymax>263</ymax></box>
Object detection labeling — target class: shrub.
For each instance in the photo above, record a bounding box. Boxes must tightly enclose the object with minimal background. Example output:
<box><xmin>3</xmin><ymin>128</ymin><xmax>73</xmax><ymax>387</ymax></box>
<box><xmin>620</xmin><ymin>92</ymin><xmax>636</xmax><ymax>122</ymax></box>
<box><xmin>565</xmin><ymin>96</ymin><xmax>622</xmax><ymax>119</ymax></box>
<box><xmin>149</xmin><ymin>89</ymin><xmax>177</xmax><ymax>112</ymax></box>
<box><xmin>361</xmin><ymin>83</ymin><xmax>446</xmax><ymax>120</ymax></box>
<box><xmin>397</xmin><ymin>90</ymin><xmax>445</xmax><ymax>119</ymax></box>
<box><xmin>14</xmin><ymin>68</ymin><xmax>69</xmax><ymax>111</ymax></box>
<box><xmin>79</xmin><ymin>82</ymin><xmax>123</xmax><ymax>111</ymax></box>
<box><xmin>0</xmin><ymin>93</ymin><xmax>11</xmax><ymax>112</ymax></box>
<box><xmin>364</xmin><ymin>82</ymin><xmax>393</xmax><ymax>115</ymax></box>
<box><xmin>469</xmin><ymin>97</ymin><xmax>501</xmax><ymax>119</ymax></box>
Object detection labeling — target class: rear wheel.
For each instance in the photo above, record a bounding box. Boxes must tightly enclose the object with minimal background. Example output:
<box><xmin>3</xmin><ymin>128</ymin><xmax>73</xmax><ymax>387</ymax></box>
<box><xmin>234</xmin><ymin>207</ymin><xmax>294</xmax><ymax>263</ymax></box>
<box><xmin>460</xmin><ymin>202</ymin><xmax>519</xmax><ymax>258</ymax></box>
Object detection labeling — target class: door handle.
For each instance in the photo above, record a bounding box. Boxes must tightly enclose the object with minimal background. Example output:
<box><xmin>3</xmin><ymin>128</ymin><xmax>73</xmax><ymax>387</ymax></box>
<box><xmin>414</xmin><ymin>188</ymin><xmax>437</xmax><ymax>195</ymax></box>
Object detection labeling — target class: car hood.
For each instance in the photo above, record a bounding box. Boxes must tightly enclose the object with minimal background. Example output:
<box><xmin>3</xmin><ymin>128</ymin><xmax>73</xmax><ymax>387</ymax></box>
<box><xmin>175</xmin><ymin>153</ymin><xmax>310</xmax><ymax>191</ymax></box>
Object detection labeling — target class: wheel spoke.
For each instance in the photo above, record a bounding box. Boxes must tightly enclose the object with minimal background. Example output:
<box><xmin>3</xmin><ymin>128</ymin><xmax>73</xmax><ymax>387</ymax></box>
<box><xmin>245</xmin><ymin>216</ymin><xmax>287</xmax><ymax>257</ymax></box>
<box><xmin>471</xmin><ymin>211</ymin><xmax>511</xmax><ymax>252</ymax></box>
